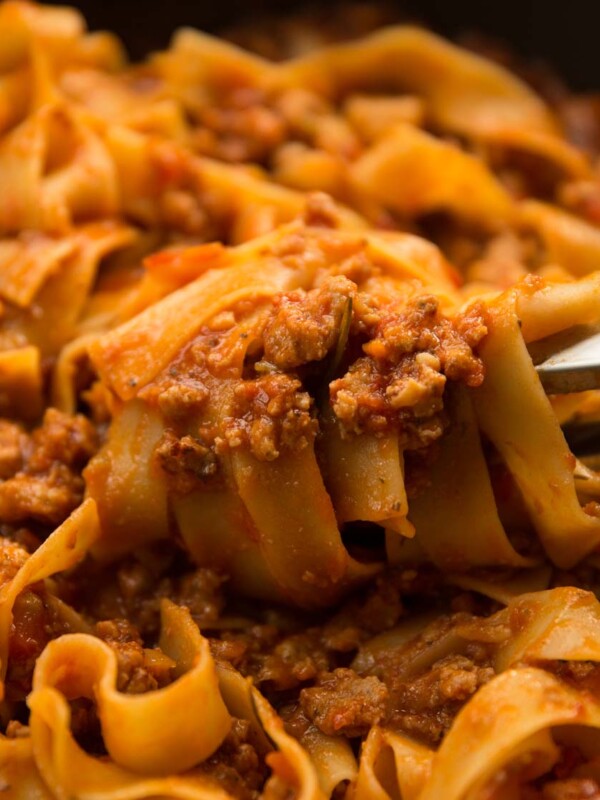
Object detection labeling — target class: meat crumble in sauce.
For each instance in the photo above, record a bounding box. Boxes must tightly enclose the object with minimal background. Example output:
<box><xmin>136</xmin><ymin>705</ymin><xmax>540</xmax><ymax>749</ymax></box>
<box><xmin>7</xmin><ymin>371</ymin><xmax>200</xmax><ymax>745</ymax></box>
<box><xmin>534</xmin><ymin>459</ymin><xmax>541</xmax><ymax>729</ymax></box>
<box><xmin>0</xmin><ymin>243</ymin><xmax>492</xmax><ymax>795</ymax></box>
<box><xmin>330</xmin><ymin>296</ymin><xmax>486</xmax><ymax>443</ymax></box>
<box><xmin>261</xmin><ymin>277</ymin><xmax>356</xmax><ymax>371</ymax></box>
<box><xmin>139</xmin><ymin>232</ymin><xmax>487</xmax><ymax>490</ymax></box>
<box><xmin>6</xmin><ymin>510</ymin><xmax>600</xmax><ymax>798</ymax></box>
<box><xmin>0</xmin><ymin>410</ymin><xmax>98</xmax><ymax>526</ymax></box>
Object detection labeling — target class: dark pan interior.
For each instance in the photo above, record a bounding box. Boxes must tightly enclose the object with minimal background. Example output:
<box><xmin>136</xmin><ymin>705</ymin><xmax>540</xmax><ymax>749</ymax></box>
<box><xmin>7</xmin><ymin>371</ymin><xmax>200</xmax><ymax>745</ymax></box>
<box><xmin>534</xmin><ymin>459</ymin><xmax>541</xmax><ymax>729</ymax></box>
<box><xmin>52</xmin><ymin>0</ymin><xmax>600</xmax><ymax>91</ymax></box>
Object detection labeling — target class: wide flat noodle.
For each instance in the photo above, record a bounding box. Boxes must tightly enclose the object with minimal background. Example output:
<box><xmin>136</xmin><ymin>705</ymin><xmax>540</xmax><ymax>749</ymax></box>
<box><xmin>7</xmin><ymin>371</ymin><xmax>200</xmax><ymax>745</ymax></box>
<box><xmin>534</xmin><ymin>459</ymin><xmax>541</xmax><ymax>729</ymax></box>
<box><xmin>3</xmin><ymin>4</ymin><xmax>600</xmax><ymax>800</ymax></box>
<box><xmin>457</xmin><ymin>586</ymin><xmax>600</xmax><ymax>671</ymax></box>
<box><xmin>350</xmin><ymin>123</ymin><xmax>513</xmax><ymax>229</ymax></box>
<box><xmin>408</xmin><ymin>385</ymin><xmax>532</xmax><ymax>569</ymax></box>
<box><xmin>0</xmin><ymin>497</ymin><xmax>100</xmax><ymax>691</ymax></box>
<box><xmin>29</xmin><ymin>601</ymin><xmax>231</xmax><ymax>776</ymax></box>
<box><xmin>472</xmin><ymin>292</ymin><xmax>600</xmax><ymax>567</ymax></box>
<box><xmin>353</xmin><ymin>727</ymin><xmax>433</xmax><ymax>800</ymax></box>
<box><xmin>88</xmin><ymin>225</ymin><xmax>321</xmax><ymax>400</ymax></box>
<box><xmin>275</xmin><ymin>26</ymin><xmax>557</xmax><ymax>138</ymax></box>
<box><xmin>419</xmin><ymin>668</ymin><xmax>600</xmax><ymax>800</ymax></box>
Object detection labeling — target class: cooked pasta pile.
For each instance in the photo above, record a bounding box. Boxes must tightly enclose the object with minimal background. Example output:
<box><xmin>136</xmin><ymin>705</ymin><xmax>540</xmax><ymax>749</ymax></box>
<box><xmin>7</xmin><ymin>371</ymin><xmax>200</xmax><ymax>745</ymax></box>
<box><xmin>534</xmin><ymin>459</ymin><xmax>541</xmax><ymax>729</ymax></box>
<box><xmin>4</xmin><ymin>2</ymin><xmax>600</xmax><ymax>798</ymax></box>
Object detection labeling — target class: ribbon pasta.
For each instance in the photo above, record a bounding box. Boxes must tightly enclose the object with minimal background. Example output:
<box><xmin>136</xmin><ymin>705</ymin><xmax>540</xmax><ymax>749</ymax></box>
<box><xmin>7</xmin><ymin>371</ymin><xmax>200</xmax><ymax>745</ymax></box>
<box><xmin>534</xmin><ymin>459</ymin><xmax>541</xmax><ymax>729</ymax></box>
<box><xmin>2</xmin><ymin>3</ymin><xmax>600</xmax><ymax>799</ymax></box>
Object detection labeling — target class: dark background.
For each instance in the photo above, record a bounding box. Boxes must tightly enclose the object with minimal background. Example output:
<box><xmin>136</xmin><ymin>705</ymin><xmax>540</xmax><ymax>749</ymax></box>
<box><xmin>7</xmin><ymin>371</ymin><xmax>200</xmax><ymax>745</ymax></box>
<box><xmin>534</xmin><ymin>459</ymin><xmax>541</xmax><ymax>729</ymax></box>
<box><xmin>49</xmin><ymin>0</ymin><xmax>600</xmax><ymax>90</ymax></box>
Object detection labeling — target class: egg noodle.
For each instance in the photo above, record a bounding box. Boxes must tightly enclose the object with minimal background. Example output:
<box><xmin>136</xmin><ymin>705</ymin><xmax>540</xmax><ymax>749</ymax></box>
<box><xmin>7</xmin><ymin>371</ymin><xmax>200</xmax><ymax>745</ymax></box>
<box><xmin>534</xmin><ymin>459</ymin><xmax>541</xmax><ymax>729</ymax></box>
<box><xmin>2</xmin><ymin>2</ymin><xmax>600</xmax><ymax>798</ymax></box>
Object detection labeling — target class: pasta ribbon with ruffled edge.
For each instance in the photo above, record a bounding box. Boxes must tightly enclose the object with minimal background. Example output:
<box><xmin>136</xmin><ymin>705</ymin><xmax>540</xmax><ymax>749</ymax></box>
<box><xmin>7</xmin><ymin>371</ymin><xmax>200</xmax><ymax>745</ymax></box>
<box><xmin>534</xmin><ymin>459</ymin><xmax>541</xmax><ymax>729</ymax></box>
<box><xmin>7</xmin><ymin>622</ymin><xmax>325</xmax><ymax>800</ymax></box>
<box><xmin>352</xmin><ymin>669</ymin><xmax>600</xmax><ymax>800</ymax></box>
<box><xmin>29</xmin><ymin>600</ymin><xmax>231</xmax><ymax>777</ymax></box>
<box><xmin>472</xmin><ymin>283</ymin><xmax>600</xmax><ymax>567</ymax></box>
<box><xmin>351</xmin><ymin>589</ymin><xmax>600</xmax><ymax>799</ymax></box>
<box><xmin>0</xmin><ymin>497</ymin><xmax>101</xmax><ymax>694</ymax></box>
<box><xmin>419</xmin><ymin>668</ymin><xmax>600</xmax><ymax>800</ymax></box>
<box><xmin>0</xmin><ymin>103</ymin><xmax>118</xmax><ymax>235</ymax></box>
<box><xmin>407</xmin><ymin>384</ymin><xmax>533</xmax><ymax>569</ymax></box>
<box><xmin>456</xmin><ymin>586</ymin><xmax>600</xmax><ymax>671</ymax></box>
<box><xmin>86</xmin><ymin>224</ymin><xmax>465</xmax><ymax>602</ymax></box>
<box><xmin>352</xmin><ymin>727</ymin><xmax>433</xmax><ymax>800</ymax></box>
<box><xmin>349</xmin><ymin>123</ymin><xmax>514</xmax><ymax>230</ymax></box>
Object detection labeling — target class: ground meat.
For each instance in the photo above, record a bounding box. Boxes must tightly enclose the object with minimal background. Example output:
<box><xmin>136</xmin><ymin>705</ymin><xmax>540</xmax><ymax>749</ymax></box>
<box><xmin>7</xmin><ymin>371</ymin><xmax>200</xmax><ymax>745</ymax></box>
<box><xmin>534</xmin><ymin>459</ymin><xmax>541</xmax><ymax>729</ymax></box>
<box><xmin>156</xmin><ymin>380</ymin><xmax>209</xmax><ymax>421</ymax></box>
<box><xmin>254</xmin><ymin>631</ymin><xmax>331</xmax><ymax>691</ymax></box>
<box><xmin>515</xmin><ymin>746</ymin><xmax>600</xmax><ymax>799</ymax></box>
<box><xmin>302</xmin><ymin>192</ymin><xmax>345</xmax><ymax>229</ymax></box>
<box><xmin>174</xmin><ymin>569</ymin><xmax>227</xmax><ymax>623</ymax></box>
<box><xmin>386</xmin><ymin>654</ymin><xmax>495</xmax><ymax>744</ymax></box>
<box><xmin>0</xmin><ymin>537</ymin><xmax>28</xmax><ymax>586</ymax></box>
<box><xmin>546</xmin><ymin>660</ymin><xmax>600</xmax><ymax>697</ymax></box>
<box><xmin>141</xmin><ymin>141</ymin><xmax>227</xmax><ymax>239</ymax></box>
<box><xmin>0</xmin><ymin>409</ymin><xmax>98</xmax><ymax>526</ymax></box>
<box><xmin>0</xmin><ymin>422</ymin><xmax>26</xmax><ymax>479</ymax></box>
<box><xmin>539</xmin><ymin>780</ymin><xmax>600</xmax><ymax>800</ymax></box>
<box><xmin>299</xmin><ymin>668</ymin><xmax>388</xmax><ymax>737</ymax></box>
<box><xmin>198</xmin><ymin>718</ymin><xmax>268</xmax><ymax>800</ymax></box>
<box><xmin>330</xmin><ymin>295</ymin><xmax>486</xmax><ymax>443</ymax></box>
<box><xmin>224</xmin><ymin>373</ymin><xmax>317</xmax><ymax>461</ymax></box>
<box><xmin>262</xmin><ymin>276</ymin><xmax>355</xmax><ymax>370</ymax></box>
<box><xmin>6</xmin><ymin>588</ymin><xmax>78</xmax><ymax>701</ymax></box>
<box><xmin>155</xmin><ymin>429</ymin><xmax>218</xmax><ymax>493</ymax></box>
<box><xmin>273</xmin><ymin>87</ymin><xmax>361</xmax><ymax>159</ymax></box>
<box><xmin>74</xmin><ymin>543</ymin><xmax>226</xmax><ymax>640</ymax></box>
<box><xmin>192</xmin><ymin>87</ymin><xmax>287</xmax><ymax>165</ymax></box>
<box><xmin>465</xmin><ymin>232</ymin><xmax>537</xmax><ymax>287</ymax></box>
<box><xmin>95</xmin><ymin>618</ymin><xmax>174</xmax><ymax>694</ymax></box>
<box><xmin>218</xmin><ymin>568</ymin><xmax>436</xmax><ymax>693</ymax></box>
<box><xmin>319</xmin><ymin>571</ymin><xmax>406</xmax><ymax>652</ymax></box>
<box><xmin>331</xmin><ymin>352</ymin><xmax>447</xmax><ymax>444</ymax></box>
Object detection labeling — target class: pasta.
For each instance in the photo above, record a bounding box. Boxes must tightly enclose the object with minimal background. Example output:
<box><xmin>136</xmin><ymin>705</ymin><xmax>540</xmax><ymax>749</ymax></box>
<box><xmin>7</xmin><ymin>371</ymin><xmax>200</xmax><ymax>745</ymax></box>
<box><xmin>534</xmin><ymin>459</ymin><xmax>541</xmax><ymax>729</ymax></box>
<box><xmin>4</xmin><ymin>1</ymin><xmax>600</xmax><ymax>798</ymax></box>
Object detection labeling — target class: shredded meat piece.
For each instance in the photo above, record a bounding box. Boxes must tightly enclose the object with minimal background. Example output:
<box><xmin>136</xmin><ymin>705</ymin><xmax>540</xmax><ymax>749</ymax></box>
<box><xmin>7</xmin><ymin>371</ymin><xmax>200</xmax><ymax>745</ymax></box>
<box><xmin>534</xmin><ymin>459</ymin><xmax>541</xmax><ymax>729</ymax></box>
<box><xmin>262</xmin><ymin>276</ymin><xmax>355</xmax><ymax>370</ymax></box>
<box><xmin>0</xmin><ymin>409</ymin><xmax>98</xmax><ymax>525</ymax></box>
<box><xmin>330</xmin><ymin>295</ymin><xmax>486</xmax><ymax>443</ymax></box>
<box><xmin>224</xmin><ymin>373</ymin><xmax>317</xmax><ymax>461</ymax></box>
<box><xmin>300</xmin><ymin>668</ymin><xmax>388</xmax><ymax>737</ymax></box>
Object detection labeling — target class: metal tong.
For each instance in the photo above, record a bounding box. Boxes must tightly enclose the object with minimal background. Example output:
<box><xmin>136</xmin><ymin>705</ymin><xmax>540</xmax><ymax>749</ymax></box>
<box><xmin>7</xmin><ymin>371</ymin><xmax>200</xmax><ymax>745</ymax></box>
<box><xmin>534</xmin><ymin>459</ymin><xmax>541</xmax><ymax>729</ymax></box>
<box><xmin>533</xmin><ymin>327</ymin><xmax>600</xmax><ymax>395</ymax></box>
<box><xmin>531</xmin><ymin>326</ymin><xmax>600</xmax><ymax>455</ymax></box>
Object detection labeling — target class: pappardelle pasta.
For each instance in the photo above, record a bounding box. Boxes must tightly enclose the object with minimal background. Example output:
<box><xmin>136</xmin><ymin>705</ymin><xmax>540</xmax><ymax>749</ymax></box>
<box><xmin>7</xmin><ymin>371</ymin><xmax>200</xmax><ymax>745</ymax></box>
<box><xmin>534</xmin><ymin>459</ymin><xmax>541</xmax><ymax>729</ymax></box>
<box><xmin>3</xmin><ymin>2</ymin><xmax>600</xmax><ymax>798</ymax></box>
